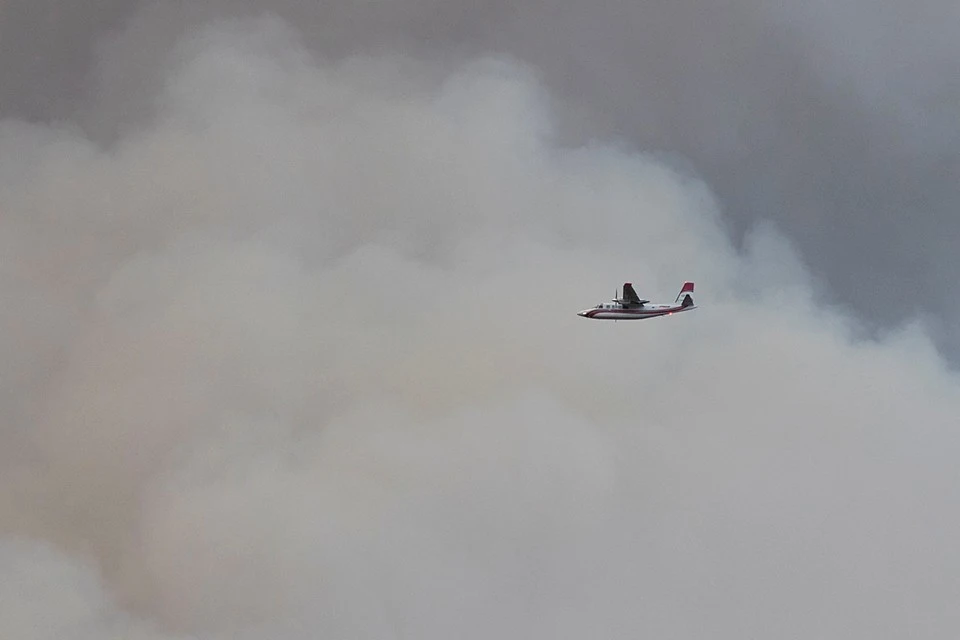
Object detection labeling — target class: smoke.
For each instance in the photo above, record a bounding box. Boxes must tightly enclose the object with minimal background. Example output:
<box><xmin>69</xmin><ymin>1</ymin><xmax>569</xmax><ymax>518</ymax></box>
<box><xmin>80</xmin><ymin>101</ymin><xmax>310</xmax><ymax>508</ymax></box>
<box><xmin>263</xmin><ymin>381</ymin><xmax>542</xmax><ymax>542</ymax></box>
<box><xmin>3</xmin><ymin>0</ymin><xmax>959</xmax><ymax>355</ymax></box>
<box><xmin>2</xmin><ymin>11</ymin><xmax>960</xmax><ymax>640</ymax></box>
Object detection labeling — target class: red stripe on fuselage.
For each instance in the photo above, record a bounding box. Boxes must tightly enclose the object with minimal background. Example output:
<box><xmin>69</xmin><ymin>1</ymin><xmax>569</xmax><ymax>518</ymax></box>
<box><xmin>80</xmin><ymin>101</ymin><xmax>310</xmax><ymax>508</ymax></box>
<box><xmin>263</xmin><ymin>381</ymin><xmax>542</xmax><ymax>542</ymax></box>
<box><xmin>581</xmin><ymin>306</ymin><xmax>692</xmax><ymax>319</ymax></box>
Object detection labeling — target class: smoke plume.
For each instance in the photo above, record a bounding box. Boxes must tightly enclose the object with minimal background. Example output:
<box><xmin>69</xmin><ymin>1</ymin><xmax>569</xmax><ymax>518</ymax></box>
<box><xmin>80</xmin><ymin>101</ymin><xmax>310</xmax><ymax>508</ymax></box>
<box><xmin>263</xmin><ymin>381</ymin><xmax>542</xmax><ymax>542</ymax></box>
<box><xmin>3</xmin><ymin>0</ymin><xmax>959</xmax><ymax>355</ymax></box>
<box><xmin>1</xmin><ymin>9</ymin><xmax>959</xmax><ymax>640</ymax></box>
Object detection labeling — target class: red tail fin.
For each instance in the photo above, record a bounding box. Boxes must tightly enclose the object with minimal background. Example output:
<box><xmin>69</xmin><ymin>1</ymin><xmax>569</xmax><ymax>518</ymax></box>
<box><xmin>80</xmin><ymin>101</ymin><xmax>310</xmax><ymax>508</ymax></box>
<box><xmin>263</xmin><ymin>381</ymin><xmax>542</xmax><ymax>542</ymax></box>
<box><xmin>676</xmin><ymin>282</ymin><xmax>695</xmax><ymax>306</ymax></box>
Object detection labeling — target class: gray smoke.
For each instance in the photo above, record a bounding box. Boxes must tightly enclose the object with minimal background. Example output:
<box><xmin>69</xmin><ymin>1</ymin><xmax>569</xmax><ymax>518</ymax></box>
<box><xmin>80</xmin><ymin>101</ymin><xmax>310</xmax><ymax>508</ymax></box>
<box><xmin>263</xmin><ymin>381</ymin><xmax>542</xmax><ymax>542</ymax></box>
<box><xmin>3</xmin><ymin>0</ymin><xmax>959</xmax><ymax>356</ymax></box>
<box><xmin>2</xmin><ymin>8</ymin><xmax>960</xmax><ymax>640</ymax></box>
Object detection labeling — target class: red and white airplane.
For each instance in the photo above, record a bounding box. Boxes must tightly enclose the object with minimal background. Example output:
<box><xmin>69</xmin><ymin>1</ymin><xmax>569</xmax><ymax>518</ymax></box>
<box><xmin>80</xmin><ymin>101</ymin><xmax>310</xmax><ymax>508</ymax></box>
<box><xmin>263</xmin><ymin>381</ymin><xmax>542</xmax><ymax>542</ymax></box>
<box><xmin>578</xmin><ymin>281</ymin><xmax>696</xmax><ymax>320</ymax></box>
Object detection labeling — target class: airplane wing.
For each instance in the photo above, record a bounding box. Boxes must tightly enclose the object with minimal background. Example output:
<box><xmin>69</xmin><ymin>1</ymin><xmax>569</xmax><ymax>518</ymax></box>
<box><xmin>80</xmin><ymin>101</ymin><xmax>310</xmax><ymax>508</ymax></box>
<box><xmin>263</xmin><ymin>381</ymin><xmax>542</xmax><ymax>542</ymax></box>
<box><xmin>622</xmin><ymin>283</ymin><xmax>649</xmax><ymax>305</ymax></box>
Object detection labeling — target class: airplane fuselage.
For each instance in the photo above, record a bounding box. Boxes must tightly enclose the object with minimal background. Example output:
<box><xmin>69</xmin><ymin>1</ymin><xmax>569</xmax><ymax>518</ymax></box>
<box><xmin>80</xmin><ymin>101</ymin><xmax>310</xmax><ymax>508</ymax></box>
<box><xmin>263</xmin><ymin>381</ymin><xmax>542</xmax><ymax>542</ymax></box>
<box><xmin>579</xmin><ymin>281</ymin><xmax>696</xmax><ymax>320</ymax></box>
<box><xmin>577</xmin><ymin>302</ymin><xmax>696</xmax><ymax>320</ymax></box>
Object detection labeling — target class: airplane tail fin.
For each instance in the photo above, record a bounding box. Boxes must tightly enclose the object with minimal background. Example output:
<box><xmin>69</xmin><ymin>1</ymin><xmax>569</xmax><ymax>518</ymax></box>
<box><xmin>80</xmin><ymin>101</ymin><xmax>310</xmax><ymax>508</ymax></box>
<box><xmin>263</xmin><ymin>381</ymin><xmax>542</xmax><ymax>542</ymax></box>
<box><xmin>675</xmin><ymin>281</ymin><xmax>695</xmax><ymax>308</ymax></box>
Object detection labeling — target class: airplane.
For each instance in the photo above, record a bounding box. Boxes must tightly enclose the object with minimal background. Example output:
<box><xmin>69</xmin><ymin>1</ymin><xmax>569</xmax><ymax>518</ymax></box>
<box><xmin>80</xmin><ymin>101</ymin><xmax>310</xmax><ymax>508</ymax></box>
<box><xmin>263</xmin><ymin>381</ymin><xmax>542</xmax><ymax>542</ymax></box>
<box><xmin>577</xmin><ymin>281</ymin><xmax>696</xmax><ymax>320</ymax></box>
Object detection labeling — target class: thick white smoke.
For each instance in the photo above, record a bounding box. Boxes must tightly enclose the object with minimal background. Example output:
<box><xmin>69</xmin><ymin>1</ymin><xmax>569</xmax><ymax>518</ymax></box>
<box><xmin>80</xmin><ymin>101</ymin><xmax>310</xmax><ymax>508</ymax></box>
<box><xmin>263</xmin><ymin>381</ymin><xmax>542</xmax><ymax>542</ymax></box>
<box><xmin>2</xmin><ymin>14</ymin><xmax>959</xmax><ymax>640</ymax></box>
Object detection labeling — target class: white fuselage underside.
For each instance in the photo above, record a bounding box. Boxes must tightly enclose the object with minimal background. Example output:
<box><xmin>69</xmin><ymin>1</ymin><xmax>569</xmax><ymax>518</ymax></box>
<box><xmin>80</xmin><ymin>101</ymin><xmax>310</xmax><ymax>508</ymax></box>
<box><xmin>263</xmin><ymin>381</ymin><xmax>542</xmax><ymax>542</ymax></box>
<box><xmin>577</xmin><ymin>304</ymin><xmax>696</xmax><ymax>320</ymax></box>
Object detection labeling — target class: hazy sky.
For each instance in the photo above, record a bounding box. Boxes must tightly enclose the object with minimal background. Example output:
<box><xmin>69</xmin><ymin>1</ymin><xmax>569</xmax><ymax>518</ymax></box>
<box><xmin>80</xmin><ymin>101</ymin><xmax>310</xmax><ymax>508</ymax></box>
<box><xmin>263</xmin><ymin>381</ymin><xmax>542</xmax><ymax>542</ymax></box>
<box><xmin>3</xmin><ymin>0</ymin><xmax>959</xmax><ymax>355</ymax></box>
<box><xmin>2</xmin><ymin>3</ymin><xmax>959</xmax><ymax>639</ymax></box>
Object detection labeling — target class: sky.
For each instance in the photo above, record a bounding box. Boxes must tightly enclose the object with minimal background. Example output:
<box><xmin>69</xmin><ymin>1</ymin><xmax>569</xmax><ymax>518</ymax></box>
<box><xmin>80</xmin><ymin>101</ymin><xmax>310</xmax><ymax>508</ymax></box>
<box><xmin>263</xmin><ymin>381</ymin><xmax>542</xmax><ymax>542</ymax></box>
<box><xmin>1</xmin><ymin>3</ymin><xmax>959</xmax><ymax>639</ymax></box>
<box><xmin>3</xmin><ymin>0</ymin><xmax>959</xmax><ymax>354</ymax></box>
